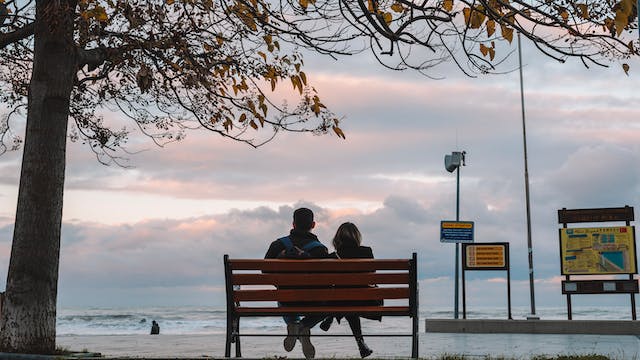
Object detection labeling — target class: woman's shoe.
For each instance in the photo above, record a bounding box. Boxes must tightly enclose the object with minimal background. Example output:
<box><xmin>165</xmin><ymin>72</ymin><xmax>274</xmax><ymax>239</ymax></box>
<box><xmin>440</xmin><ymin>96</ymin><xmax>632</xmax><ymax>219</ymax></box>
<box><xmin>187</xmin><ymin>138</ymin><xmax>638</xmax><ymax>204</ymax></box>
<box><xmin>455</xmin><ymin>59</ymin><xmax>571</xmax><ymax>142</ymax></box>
<box><xmin>320</xmin><ymin>317</ymin><xmax>333</xmax><ymax>331</ymax></box>
<box><xmin>356</xmin><ymin>337</ymin><xmax>373</xmax><ymax>358</ymax></box>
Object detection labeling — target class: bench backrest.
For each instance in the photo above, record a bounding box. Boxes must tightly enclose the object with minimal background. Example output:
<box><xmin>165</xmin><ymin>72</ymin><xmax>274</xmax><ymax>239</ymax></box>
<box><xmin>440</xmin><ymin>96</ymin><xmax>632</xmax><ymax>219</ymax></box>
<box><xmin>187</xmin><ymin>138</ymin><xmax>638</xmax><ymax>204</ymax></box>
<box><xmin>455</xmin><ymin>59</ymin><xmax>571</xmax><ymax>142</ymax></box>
<box><xmin>224</xmin><ymin>253</ymin><xmax>418</xmax><ymax>316</ymax></box>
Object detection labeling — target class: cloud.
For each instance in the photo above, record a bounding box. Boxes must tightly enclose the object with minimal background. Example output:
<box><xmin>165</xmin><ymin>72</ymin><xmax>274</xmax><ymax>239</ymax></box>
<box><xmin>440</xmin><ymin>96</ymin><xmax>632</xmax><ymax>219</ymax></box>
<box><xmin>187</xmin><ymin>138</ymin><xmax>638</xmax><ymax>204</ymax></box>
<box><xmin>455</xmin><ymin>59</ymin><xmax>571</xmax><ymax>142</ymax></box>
<box><xmin>1</xmin><ymin>35</ymin><xmax>640</xmax><ymax>311</ymax></box>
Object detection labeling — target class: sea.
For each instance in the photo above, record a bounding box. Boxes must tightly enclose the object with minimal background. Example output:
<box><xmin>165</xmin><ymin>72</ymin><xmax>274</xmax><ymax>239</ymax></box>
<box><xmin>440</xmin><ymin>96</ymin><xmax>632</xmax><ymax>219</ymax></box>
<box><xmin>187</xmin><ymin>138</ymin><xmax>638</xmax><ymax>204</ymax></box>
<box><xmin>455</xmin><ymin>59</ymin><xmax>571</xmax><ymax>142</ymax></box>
<box><xmin>56</xmin><ymin>305</ymin><xmax>635</xmax><ymax>336</ymax></box>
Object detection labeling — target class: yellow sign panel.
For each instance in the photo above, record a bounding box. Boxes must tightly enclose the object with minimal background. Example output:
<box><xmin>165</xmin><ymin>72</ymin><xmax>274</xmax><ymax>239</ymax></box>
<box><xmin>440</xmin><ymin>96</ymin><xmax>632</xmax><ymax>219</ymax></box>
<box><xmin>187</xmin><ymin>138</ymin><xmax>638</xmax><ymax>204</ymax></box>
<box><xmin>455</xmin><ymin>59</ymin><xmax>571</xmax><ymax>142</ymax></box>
<box><xmin>560</xmin><ymin>226</ymin><xmax>637</xmax><ymax>275</ymax></box>
<box><xmin>441</xmin><ymin>222</ymin><xmax>473</xmax><ymax>229</ymax></box>
<box><xmin>465</xmin><ymin>244</ymin><xmax>506</xmax><ymax>268</ymax></box>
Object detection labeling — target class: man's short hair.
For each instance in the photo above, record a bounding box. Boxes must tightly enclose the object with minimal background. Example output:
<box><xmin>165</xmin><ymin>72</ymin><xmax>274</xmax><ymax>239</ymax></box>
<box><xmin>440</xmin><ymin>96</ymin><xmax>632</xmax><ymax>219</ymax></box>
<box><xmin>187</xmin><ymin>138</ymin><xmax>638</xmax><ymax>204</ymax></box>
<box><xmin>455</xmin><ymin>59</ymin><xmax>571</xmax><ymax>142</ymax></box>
<box><xmin>293</xmin><ymin>208</ymin><xmax>314</xmax><ymax>231</ymax></box>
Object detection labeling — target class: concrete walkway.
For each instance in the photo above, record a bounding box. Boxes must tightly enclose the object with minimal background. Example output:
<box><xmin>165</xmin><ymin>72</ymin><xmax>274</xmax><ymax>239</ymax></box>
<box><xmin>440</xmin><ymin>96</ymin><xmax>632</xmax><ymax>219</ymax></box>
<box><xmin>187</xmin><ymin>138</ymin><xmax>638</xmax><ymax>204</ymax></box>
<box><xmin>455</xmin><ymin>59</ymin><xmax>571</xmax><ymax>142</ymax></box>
<box><xmin>426</xmin><ymin>319</ymin><xmax>640</xmax><ymax>335</ymax></box>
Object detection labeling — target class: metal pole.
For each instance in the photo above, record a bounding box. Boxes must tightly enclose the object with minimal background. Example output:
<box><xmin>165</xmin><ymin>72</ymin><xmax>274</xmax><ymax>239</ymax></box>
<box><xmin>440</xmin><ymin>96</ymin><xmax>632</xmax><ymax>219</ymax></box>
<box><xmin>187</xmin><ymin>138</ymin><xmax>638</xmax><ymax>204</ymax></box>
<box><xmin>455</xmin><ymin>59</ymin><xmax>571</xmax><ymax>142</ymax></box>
<box><xmin>454</xmin><ymin>165</ymin><xmax>460</xmax><ymax>319</ymax></box>
<box><xmin>518</xmin><ymin>31</ymin><xmax>537</xmax><ymax>317</ymax></box>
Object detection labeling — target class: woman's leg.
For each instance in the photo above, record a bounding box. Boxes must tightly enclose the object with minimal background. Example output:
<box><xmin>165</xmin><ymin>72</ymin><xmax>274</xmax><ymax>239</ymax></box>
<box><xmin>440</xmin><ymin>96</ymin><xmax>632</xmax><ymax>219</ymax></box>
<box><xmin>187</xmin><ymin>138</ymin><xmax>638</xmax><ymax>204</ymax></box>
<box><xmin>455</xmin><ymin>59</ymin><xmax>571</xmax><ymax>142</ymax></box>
<box><xmin>346</xmin><ymin>316</ymin><xmax>372</xmax><ymax>358</ymax></box>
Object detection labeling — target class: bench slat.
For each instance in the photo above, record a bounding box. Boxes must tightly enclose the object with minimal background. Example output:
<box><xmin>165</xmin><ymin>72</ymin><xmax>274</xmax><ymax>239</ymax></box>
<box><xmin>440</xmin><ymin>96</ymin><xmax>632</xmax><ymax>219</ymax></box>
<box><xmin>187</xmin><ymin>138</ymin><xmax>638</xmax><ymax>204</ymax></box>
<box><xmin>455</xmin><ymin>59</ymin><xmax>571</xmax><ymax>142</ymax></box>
<box><xmin>233</xmin><ymin>287</ymin><xmax>409</xmax><ymax>302</ymax></box>
<box><xmin>235</xmin><ymin>305</ymin><xmax>411</xmax><ymax>316</ymax></box>
<box><xmin>228</xmin><ymin>259</ymin><xmax>410</xmax><ymax>272</ymax></box>
<box><xmin>232</xmin><ymin>272</ymin><xmax>409</xmax><ymax>286</ymax></box>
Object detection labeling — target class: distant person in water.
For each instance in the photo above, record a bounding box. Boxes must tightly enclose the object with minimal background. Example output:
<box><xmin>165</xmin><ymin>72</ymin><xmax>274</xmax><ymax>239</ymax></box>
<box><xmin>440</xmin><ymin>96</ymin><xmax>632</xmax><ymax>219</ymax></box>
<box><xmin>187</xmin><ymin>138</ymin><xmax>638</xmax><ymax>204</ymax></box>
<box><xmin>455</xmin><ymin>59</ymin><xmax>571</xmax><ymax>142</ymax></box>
<box><xmin>150</xmin><ymin>320</ymin><xmax>160</xmax><ymax>335</ymax></box>
<box><xmin>320</xmin><ymin>222</ymin><xmax>379</xmax><ymax>358</ymax></box>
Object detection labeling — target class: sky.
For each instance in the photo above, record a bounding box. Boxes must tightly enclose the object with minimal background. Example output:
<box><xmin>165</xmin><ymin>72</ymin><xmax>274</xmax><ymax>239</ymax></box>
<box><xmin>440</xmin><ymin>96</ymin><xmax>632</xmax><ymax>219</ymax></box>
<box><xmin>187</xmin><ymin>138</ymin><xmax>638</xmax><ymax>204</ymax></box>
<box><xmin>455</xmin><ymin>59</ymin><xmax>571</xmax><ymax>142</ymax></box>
<box><xmin>1</xmin><ymin>33</ymin><xmax>639</xmax><ymax>318</ymax></box>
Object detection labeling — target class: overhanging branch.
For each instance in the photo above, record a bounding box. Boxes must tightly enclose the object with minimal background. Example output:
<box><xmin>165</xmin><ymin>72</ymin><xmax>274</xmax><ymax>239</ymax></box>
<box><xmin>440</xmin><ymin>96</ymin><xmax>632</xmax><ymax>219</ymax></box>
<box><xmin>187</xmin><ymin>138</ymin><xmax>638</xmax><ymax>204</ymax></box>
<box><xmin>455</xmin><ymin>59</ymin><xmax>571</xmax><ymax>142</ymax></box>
<box><xmin>0</xmin><ymin>22</ymin><xmax>35</xmax><ymax>49</ymax></box>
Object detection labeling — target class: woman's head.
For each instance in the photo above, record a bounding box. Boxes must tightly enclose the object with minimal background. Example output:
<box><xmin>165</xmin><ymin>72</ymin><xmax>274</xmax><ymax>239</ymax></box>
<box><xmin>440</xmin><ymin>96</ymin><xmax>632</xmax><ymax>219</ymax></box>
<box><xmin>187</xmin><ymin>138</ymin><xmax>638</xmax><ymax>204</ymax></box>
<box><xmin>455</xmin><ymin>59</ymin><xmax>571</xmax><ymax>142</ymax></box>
<box><xmin>332</xmin><ymin>222</ymin><xmax>362</xmax><ymax>250</ymax></box>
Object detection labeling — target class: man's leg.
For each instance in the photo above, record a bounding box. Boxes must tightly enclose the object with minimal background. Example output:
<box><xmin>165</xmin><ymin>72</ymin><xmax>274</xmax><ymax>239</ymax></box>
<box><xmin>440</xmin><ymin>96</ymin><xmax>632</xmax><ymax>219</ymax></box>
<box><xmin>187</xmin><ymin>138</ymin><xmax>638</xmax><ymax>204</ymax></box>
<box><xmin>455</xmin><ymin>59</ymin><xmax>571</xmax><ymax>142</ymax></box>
<box><xmin>282</xmin><ymin>311</ymin><xmax>301</xmax><ymax>352</ymax></box>
<box><xmin>296</xmin><ymin>315</ymin><xmax>324</xmax><ymax>359</ymax></box>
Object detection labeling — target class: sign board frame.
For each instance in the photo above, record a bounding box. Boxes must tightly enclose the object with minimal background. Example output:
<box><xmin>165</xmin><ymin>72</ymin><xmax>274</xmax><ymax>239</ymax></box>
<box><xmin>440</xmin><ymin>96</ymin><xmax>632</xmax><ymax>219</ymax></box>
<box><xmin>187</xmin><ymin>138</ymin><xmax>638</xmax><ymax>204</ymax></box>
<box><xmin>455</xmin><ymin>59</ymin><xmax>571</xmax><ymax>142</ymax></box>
<box><xmin>558</xmin><ymin>206</ymin><xmax>638</xmax><ymax>321</ymax></box>
<box><xmin>461</xmin><ymin>242</ymin><xmax>511</xmax><ymax>320</ymax></box>
<box><xmin>462</xmin><ymin>242</ymin><xmax>509</xmax><ymax>271</ymax></box>
<box><xmin>440</xmin><ymin>221</ymin><xmax>474</xmax><ymax>243</ymax></box>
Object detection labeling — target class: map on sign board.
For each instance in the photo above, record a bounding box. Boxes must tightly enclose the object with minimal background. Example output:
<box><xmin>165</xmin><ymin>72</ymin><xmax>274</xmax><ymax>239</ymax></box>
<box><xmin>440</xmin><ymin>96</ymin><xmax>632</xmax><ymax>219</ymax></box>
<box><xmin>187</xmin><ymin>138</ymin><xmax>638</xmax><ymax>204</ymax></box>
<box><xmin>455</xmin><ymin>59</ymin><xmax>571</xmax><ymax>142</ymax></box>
<box><xmin>559</xmin><ymin>226</ymin><xmax>637</xmax><ymax>275</ymax></box>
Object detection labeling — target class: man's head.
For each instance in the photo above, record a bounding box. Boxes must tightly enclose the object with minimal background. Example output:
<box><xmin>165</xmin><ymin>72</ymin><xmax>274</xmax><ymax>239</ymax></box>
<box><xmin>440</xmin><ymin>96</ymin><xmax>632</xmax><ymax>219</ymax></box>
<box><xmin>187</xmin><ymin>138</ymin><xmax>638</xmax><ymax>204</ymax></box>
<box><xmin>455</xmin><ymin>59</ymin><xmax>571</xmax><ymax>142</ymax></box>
<box><xmin>292</xmin><ymin>207</ymin><xmax>315</xmax><ymax>231</ymax></box>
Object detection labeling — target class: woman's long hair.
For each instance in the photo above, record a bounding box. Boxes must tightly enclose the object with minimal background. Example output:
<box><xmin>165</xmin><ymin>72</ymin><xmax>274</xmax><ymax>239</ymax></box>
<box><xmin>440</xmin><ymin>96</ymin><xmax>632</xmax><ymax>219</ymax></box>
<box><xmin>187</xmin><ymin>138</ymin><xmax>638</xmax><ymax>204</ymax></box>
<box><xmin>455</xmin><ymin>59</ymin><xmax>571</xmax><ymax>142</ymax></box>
<box><xmin>332</xmin><ymin>222</ymin><xmax>362</xmax><ymax>251</ymax></box>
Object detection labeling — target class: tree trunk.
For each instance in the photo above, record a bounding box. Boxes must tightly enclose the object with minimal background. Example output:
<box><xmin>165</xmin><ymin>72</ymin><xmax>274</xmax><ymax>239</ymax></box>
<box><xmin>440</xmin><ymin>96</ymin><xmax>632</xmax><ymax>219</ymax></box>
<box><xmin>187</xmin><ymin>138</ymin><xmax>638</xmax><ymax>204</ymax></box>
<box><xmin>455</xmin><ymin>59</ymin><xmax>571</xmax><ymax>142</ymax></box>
<box><xmin>0</xmin><ymin>1</ymin><xmax>77</xmax><ymax>353</ymax></box>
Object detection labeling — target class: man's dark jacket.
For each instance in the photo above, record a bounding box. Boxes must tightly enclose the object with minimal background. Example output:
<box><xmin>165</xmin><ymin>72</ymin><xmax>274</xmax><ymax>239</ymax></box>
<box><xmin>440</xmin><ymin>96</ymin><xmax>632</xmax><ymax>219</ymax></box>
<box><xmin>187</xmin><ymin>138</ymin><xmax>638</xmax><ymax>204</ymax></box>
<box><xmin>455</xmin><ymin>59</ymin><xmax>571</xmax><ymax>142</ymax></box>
<box><xmin>264</xmin><ymin>228</ymin><xmax>329</xmax><ymax>259</ymax></box>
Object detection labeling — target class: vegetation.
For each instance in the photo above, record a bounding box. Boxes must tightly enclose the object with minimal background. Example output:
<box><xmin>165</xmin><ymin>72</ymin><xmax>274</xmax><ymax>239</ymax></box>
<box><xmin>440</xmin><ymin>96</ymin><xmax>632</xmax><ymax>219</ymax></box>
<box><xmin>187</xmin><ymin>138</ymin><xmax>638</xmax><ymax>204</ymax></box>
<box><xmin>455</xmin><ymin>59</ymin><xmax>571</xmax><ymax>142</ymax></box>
<box><xmin>1</xmin><ymin>0</ymin><xmax>638</xmax><ymax>354</ymax></box>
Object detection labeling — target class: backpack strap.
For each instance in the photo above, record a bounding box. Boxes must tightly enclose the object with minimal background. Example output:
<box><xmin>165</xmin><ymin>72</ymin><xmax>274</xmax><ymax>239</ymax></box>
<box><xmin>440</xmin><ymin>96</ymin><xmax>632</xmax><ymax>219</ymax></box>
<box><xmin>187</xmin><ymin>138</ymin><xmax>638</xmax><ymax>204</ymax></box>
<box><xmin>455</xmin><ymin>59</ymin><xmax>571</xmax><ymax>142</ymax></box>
<box><xmin>278</xmin><ymin>236</ymin><xmax>293</xmax><ymax>251</ymax></box>
<box><xmin>279</xmin><ymin>236</ymin><xmax>326</xmax><ymax>253</ymax></box>
<box><xmin>302</xmin><ymin>240</ymin><xmax>326</xmax><ymax>252</ymax></box>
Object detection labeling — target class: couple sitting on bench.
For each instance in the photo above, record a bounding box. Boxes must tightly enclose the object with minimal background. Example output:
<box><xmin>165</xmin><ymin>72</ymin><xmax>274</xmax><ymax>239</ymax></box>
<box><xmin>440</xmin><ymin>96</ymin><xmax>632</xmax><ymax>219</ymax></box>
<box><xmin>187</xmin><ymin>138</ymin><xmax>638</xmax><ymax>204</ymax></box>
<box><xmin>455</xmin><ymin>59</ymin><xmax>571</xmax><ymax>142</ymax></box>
<box><xmin>264</xmin><ymin>208</ymin><xmax>380</xmax><ymax>359</ymax></box>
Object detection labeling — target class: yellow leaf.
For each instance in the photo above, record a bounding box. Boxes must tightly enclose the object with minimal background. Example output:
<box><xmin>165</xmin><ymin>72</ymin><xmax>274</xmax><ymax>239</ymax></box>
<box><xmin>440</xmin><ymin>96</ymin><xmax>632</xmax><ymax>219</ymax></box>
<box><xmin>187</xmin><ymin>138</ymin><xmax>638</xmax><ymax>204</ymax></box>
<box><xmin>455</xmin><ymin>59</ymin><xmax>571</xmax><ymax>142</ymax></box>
<box><xmin>263</xmin><ymin>34</ymin><xmax>272</xmax><ymax>45</ymax></box>
<box><xmin>576</xmin><ymin>4</ymin><xmax>589</xmax><ymax>19</ymax></box>
<box><xmin>560</xmin><ymin>9</ymin><xmax>569</xmax><ymax>22</ymax></box>
<box><xmin>486</xmin><ymin>19</ymin><xmax>495</xmax><ymax>37</ymax></box>
<box><xmin>488</xmin><ymin>48</ymin><xmax>495</xmax><ymax>61</ymax></box>
<box><xmin>463</xmin><ymin>7</ymin><xmax>471</xmax><ymax>26</ymax></box>
<box><xmin>239</xmin><ymin>113</ymin><xmax>247</xmax><ymax>122</ymax></box>
<box><xmin>300</xmin><ymin>71</ymin><xmax>307</xmax><ymax>85</ymax></box>
<box><xmin>333</xmin><ymin>126</ymin><xmax>346</xmax><ymax>139</ymax></box>
<box><xmin>480</xmin><ymin>43</ymin><xmax>489</xmax><ymax>57</ymax></box>
<box><xmin>383</xmin><ymin>12</ymin><xmax>392</xmax><ymax>25</ymax></box>
<box><xmin>299</xmin><ymin>0</ymin><xmax>309</xmax><ymax>9</ymax></box>
<box><xmin>622</xmin><ymin>63</ymin><xmax>630</xmax><ymax>75</ymax></box>
<box><xmin>464</xmin><ymin>6</ymin><xmax>486</xmax><ymax>29</ymax></box>
<box><xmin>604</xmin><ymin>18</ymin><xmax>615</xmax><ymax>33</ymax></box>
<box><xmin>91</xmin><ymin>5</ymin><xmax>108</xmax><ymax>22</ymax></box>
<box><xmin>391</xmin><ymin>2</ymin><xmax>404</xmax><ymax>13</ymax></box>
<box><xmin>442</xmin><ymin>0</ymin><xmax>453</xmax><ymax>12</ymax></box>
<box><xmin>501</xmin><ymin>24</ymin><xmax>514</xmax><ymax>43</ymax></box>
<box><xmin>167</xmin><ymin>0</ymin><xmax>175</xmax><ymax>4</ymax></box>
<box><xmin>615</xmin><ymin>13</ymin><xmax>628</xmax><ymax>36</ymax></box>
<box><xmin>257</xmin><ymin>51</ymin><xmax>266</xmax><ymax>61</ymax></box>
<box><xmin>249</xmin><ymin>120</ymin><xmax>258</xmax><ymax>130</ymax></box>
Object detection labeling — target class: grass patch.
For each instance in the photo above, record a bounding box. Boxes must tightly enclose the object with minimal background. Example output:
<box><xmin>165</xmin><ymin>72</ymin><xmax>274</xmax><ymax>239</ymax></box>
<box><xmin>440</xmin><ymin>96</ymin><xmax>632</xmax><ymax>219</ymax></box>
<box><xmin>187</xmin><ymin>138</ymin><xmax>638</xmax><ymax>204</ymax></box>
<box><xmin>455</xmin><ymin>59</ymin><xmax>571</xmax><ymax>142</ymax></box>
<box><xmin>436</xmin><ymin>355</ymin><xmax>613</xmax><ymax>360</ymax></box>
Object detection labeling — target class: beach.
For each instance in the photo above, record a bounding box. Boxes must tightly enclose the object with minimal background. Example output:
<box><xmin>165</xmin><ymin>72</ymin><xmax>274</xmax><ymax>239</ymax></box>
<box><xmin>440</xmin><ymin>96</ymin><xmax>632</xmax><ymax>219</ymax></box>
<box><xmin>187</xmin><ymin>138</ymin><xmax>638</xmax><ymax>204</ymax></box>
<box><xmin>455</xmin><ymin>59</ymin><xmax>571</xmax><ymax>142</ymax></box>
<box><xmin>57</xmin><ymin>332</ymin><xmax>640</xmax><ymax>359</ymax></box>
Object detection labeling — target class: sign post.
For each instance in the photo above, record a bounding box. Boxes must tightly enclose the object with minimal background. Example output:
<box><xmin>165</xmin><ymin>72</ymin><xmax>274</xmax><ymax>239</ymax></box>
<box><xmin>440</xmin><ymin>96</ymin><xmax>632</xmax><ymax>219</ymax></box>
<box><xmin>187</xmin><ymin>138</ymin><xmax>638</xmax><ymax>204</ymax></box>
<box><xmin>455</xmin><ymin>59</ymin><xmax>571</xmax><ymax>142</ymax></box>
<box><xmin>558</xmin><ymin>206</ymin><xmax>638</xmax><ymax>320</ymax></box>
<box><xmin>462</xmin><ymin>242</ymin><xmax>511</xmax><ymax>319</ymax></box>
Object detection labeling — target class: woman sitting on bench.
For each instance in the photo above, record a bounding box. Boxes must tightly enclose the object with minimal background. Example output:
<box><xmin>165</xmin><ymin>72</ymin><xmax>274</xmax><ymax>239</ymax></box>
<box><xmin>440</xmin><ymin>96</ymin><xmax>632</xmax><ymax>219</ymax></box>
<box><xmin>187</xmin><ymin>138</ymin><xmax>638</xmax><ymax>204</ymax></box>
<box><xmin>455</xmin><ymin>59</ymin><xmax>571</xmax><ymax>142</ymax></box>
<box><xmin>320</xmin><ymin>222</ymin><xmax>380</xmax><ymax>358</ymax></box>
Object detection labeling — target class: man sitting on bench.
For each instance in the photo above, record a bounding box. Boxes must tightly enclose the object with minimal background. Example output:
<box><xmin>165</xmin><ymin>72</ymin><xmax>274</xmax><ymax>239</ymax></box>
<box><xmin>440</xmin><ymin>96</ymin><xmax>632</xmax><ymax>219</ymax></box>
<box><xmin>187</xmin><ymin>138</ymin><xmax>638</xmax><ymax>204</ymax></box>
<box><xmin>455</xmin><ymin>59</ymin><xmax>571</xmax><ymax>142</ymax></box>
<box><xmin>264</xmin><ymin>207</ymin><xmax>330</xmax><ymax>359</ymax></box>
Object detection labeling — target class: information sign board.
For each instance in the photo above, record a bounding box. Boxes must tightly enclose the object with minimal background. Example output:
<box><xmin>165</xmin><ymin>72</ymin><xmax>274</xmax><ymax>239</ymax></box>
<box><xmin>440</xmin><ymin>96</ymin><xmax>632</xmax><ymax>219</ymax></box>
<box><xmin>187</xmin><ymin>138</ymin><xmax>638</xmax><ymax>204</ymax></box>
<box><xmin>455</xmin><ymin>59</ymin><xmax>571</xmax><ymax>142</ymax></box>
<box><xmin>462</xmin><ymin>242</ymin><xmax>509</xmax><ymax>270</ymax></box>
<box><xmin>559</xmin><ymin>226</ymin><xmax>637</xmax><ymax>275</ymax></box>
<box><xmin>440</xmin><ymin>221</ymin><xmax>474</xmax><ymax>243</ymax></box>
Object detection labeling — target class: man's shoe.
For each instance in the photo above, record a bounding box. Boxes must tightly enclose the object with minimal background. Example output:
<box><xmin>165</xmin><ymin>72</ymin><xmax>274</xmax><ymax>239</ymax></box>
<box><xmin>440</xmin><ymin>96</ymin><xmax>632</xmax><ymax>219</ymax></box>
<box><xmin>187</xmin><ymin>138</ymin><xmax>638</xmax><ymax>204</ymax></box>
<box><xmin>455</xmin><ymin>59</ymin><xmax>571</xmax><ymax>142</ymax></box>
<box><xmin>299</xmin><ymin>325</ymin><xmax>315</xmax><ymax>359</ymax></box>
<box><xmin>283</xmin><ymin>323</ymin><xmax>299</xmax><ymax>352</ymax></box>
<box><xmin>319</xmin><ymin>317</ymin><xmax>333</xmax><ymax>332</ymax></box>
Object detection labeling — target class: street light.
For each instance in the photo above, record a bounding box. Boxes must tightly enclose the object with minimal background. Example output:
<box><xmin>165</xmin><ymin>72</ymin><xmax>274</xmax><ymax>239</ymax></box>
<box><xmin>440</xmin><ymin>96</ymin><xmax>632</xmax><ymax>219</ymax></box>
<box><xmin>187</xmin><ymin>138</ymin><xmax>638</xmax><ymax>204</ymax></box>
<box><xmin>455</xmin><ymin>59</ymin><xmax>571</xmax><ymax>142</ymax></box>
<box><xmin>517</xmin><ymin>32</ymin><xmax>538</xmax><ymax>319</ymax></box>
<box><xmin>444</xmin><ymin>150</ymin><xmax>466</xmax><ymax>319</ymax></box>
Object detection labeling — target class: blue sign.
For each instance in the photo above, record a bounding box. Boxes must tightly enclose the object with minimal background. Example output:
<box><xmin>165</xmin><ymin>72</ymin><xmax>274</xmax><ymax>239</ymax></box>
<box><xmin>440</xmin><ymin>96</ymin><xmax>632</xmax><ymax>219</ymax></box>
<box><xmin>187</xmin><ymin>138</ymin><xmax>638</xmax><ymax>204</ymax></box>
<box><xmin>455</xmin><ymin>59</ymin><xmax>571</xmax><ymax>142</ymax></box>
<box><xmin>440</xmin><ymin>221</ymin><xmax>474</xmax><ymax>243</ymax></box>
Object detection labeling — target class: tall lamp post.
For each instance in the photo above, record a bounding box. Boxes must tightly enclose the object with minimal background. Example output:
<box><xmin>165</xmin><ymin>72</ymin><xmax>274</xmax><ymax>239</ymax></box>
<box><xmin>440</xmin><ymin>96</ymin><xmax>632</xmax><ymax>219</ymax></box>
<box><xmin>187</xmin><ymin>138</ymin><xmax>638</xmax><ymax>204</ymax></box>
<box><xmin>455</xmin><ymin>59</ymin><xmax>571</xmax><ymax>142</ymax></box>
<box><xmin>445</xmin><ymin>150</ymin><xmax>466</xmax><ymax>319</ymax></box>
<box><xmin>518</xmin><ymin>32</ymin><xmax>537</xmax><ymax>318</ymax></box>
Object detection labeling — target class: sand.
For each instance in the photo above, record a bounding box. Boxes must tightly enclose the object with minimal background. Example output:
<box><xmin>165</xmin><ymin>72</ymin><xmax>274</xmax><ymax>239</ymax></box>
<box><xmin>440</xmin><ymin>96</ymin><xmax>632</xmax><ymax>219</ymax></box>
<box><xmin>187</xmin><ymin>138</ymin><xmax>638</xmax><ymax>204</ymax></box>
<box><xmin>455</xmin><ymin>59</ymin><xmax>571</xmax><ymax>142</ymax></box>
<box><xmin>57</xmin><ymin>332</ymin><xmax>640</xmax><ymax>359</ymax></box>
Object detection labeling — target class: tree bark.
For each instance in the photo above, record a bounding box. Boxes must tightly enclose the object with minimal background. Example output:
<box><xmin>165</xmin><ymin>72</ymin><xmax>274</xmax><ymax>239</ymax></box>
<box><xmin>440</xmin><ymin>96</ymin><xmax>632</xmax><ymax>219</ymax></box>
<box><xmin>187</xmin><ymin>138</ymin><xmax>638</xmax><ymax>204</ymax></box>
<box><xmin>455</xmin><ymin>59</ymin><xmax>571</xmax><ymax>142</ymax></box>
<box><xmin>0</xmin><ymin>1</ymin><xmax>77</xmax><ymax>353</ymax></box>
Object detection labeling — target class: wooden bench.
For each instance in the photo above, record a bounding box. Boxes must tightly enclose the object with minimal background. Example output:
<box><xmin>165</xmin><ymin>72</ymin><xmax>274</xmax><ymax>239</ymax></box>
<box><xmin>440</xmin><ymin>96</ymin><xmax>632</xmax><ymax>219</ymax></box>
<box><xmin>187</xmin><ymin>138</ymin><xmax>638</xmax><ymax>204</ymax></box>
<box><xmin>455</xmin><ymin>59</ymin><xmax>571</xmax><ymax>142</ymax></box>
<box><xmin>223</xmin><ymin>253</ymin><xmax>418</xmax><ymax>358</ymax></box>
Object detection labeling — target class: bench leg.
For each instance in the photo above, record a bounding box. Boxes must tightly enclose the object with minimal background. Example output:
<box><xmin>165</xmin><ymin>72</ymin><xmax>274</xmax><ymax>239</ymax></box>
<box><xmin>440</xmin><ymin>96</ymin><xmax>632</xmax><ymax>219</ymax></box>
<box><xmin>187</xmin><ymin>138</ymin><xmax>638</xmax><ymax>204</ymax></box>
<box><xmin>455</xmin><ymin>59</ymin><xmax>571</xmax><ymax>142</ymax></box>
<box><xmin>234</xmin><ymin>318</ymin><xmax>242</xmax><ymax>357</ymax></box>
<box><xmin>411</xmin><ymin>315</ymin><xmax>419</xmax><ymax>358</ymax></box>
<box><xmin>225</xmin><ymin>314</ymin><xmax>234</xmax><ymax>357</ymax></box>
